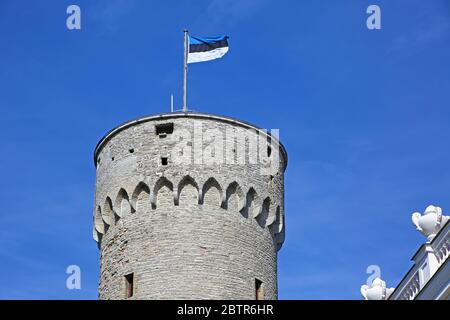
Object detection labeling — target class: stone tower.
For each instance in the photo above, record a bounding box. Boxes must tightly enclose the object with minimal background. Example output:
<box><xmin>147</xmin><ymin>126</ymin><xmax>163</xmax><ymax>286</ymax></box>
<box><xmin>93</xmin><ymin>112</ymin><xmax>287</xmax><ymax>299</ymax></box>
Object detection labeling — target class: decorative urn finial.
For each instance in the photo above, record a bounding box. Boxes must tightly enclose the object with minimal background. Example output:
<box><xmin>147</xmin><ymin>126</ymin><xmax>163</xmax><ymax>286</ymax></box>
<box><xmin>412</xmin><ymin>205</ymin><xmax>449</xmax><ymax>242</ymax></box>
<box><xmin>360</xmin><ymin>277</ymin><xmax>395</xmax><ymax>300</ymax></box>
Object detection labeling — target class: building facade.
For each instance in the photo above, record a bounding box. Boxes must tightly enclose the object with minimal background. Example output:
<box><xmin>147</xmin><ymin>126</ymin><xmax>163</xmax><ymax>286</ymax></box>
<box><xmin>92</xmin><ymin>112</ymin><xmax>287</xmax><ymax>300</ymax></box>
<box><xmin>361</xmin><ymin>205</ymin><xmax>450</xmax><ymax>300</ymax></box>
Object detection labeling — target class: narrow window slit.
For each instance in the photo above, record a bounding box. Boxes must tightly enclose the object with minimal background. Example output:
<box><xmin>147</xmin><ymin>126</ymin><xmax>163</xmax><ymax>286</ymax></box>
<box><xmin>125</xmin><ymin>273</ymin><xmax>134</xmax><ymax>298</ymax></box>
<box><xmin>255</xmin><ymin>278</ymin><xmax>264</xmax><ymax>300</ymax></box>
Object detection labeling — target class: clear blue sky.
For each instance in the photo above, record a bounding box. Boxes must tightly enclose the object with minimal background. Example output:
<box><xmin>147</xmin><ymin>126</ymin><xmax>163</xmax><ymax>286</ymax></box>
<box><xmin>1</xmin><ymin>0</ymin><xmax>449</xmax><ymax>299</ymax></box>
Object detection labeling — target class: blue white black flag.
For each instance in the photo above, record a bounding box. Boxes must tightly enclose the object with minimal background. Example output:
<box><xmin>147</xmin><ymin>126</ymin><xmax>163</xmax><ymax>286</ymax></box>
<box><xmin>187</xmin><ymin>35</ymin><xmax>229</xmax><ymax>64</ymax></box>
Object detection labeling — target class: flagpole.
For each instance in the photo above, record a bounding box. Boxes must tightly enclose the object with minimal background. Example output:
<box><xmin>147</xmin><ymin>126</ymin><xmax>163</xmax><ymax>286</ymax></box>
<box><xmin>183</xmin><ymin>29</ymin><xmax>188</xmax><ymax>112</ymax></box>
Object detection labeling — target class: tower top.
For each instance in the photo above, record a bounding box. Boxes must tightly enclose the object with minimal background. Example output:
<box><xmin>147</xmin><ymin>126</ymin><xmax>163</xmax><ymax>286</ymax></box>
<box><xmin>94</xmin><ymin>111</ymin><xmax>288</xmax><ymax>169</ymax></box>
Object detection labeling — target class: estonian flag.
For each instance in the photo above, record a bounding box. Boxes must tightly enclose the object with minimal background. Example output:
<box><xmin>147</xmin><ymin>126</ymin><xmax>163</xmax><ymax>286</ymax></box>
<box><xmin>187</xmin><ymin>35</ymin><xmax>229</xmax><ymax>64</ymax></box>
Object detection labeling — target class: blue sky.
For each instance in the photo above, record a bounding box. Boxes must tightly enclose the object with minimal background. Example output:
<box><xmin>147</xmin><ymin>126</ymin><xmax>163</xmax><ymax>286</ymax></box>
<box><xmin>1</xmin><ymin>0</ymin><xmax>450</xmax><ymax>299</ymax></box>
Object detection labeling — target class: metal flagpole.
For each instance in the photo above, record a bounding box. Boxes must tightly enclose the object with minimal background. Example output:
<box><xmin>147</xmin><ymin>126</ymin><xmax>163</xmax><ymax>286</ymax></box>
<box><xmin>183</xmin><ymin>29</ymin><xmax>188</xmax><ymax>112</ymax></box>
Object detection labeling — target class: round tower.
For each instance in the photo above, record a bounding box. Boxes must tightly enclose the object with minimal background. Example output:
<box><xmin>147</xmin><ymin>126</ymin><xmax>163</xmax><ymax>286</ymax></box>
<box><xmin>93</xmin><ymin>112</ymin><xmax>287</xmax><ymax>300</ymax></box>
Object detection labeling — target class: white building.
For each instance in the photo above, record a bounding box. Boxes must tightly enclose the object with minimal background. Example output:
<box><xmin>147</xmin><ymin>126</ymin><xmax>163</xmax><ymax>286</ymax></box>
<box><xmin>361</xmin><ymin>205</ymin><xmax>450</xmax><ymax>300</ymax></box>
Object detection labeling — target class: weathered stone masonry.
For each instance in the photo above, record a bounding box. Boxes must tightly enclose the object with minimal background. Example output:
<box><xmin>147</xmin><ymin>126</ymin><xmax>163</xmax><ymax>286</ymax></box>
<box><xmin>93</xmin><ymin>112</ymin><xmax>287</xmax><ymax>300</ymax></box>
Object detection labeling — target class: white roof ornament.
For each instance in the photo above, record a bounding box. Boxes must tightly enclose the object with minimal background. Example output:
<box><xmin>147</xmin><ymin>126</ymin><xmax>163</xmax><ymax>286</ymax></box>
<box><xmin>361</xmin><ymin>277</ymin><xmax>395</xmax><ymax>300</ymax></box>
<box><xmin>412</xmin><ymin>205</ymin><xmax>449</xmax><ymax>242</ymax></box>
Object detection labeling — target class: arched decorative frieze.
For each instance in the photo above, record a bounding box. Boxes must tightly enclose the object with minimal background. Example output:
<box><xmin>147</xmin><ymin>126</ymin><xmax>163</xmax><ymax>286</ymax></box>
<box><xmin>177</xmin><ymin>175</ymin><xmax>199</xmax><ymax>205</ymax></box>
<box><xmin>152</xmin><ymin>176</ymin><xmax>174</xmax><ymax>209</ymax></box>
<box><xmin>265</xmin><ymin>202</ymin><xmax>278</xmax><ymax>227</ymax></box>
<box><xmin>275</xmin><ymin>230</ymin><xmax>285</xmax><ymax>250</ymax></box>
<box><xmin>94</xmin><ymin>206</ymin><xmax>105</xmax><ymax>234</ymax></box>
<box><xmin>241</xmin><ymin>187</ymin><xmax>260</xmax><ymax>219</ymax></box>
<box><xmin>223</xmin><ymin>181</ymin><xmax>245</xmax><ymax>211</ymax></box>
<box><xmin>256</xmin><ymin>197</ymin><xmax>270</xmax><ymax>228</ymax></box>
<box><xmin>269</xmin><ymin>206</ymin><xmax>285</xmax><ymax>250</ymax></box>
<box><xmin>102</xmin><ymin>197</ymin><xmax>114</xmax><ymax>227</ymax></box>
<box><xmin>201</xmin><ymin>177</ymin><xmax>224</xmax><ymax>207</ymax></box>
<box><xmin>95</xmin><ymin>178</ymin><xmax>283</xmax><ymax>249</ymax></box>
<box><xmin>131</xmin><ymin>182</ymin><xmax>151</xmax><ymax>213</ymax></box>
<box><xmin>114</xmin><ymin>188</ymin><xmax>131</xmax><ymax>220</ymax></box>
<box><xmin>93</xmin><ymin>225</ymin><xmax>102</xmax><ymax>244</ymax></box>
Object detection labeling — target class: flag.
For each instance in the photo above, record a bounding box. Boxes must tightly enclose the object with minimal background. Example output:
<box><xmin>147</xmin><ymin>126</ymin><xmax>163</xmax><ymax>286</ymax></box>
<box><xmin>187</xmin><ymin>35</ymin><xmax>229</xmax><ymax>64</ymax></box>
